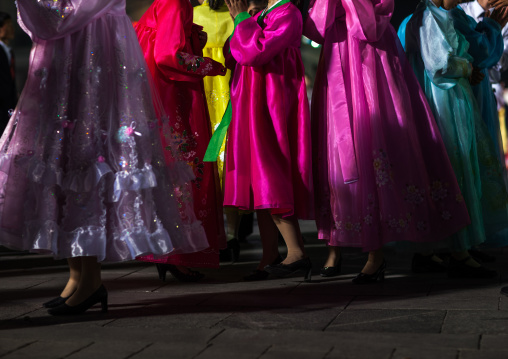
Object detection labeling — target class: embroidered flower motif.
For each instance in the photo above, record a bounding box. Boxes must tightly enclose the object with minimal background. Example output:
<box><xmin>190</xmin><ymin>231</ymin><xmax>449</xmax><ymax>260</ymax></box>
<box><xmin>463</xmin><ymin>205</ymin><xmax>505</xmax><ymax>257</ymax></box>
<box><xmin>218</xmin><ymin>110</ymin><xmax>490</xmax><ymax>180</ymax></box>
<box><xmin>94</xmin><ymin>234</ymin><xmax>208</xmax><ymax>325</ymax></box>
<box><xmin>417</xmin><ymin>221</ymin><xmax>427</xmax><ymax>231</ymax></box>
<box><xmin>345</xmin><ymin>222</ymin><xmax>353</xmax><ymax>231</ymax></box>
<box><xmin>430</xmin><ymin>180</ymin><xmax>448</xmax><ymax>201</ymax></box>
<box><xmin>373</xmin><ymin>149</ymin><xmax>393</xmax><ymax>187</ymax></box>
<box><xmin>354</xmin><ymin>222</ymin><xmax>362</xmax><ymax>233</ymax></box>
<box><xmin>177</xmin><ymin>52</ymin><xmax>206</xmax><ymax>73</ymax></box>
<box><xmin>455</xmin><ymin>193</ymin><xmax>464</xmax><ymax>203</ymax></box>
<box><xmin>364</xmin><ymin>214</ymin><xmax>373</xmax><ymax>225</ymax></box>
<box><xmin>441</xmin><ymin>211</ymin><xmax>451</xmax><ymax>220</ymax></box>
<box><xmin>405</xmin><ymin>184</ymin><xmax>425</xmax><ymax>205</ymax></box>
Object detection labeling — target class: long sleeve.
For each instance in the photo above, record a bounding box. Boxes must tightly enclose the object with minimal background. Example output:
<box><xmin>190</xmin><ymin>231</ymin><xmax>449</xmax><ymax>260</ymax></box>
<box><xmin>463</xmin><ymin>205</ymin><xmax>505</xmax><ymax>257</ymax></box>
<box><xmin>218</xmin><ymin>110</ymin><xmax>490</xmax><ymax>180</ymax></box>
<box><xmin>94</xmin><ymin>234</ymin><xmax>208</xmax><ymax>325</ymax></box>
<box><xmin>341</xmin><ymin>0</ymin><xmax>394</xmax><ymax>42</ymax></box>
<box><xmin>304</xmin><ymin>0</ymin><xmax>340</xmax><ymax>44</ymax></box>
<box><xmin>420</xmin><ymin>8</ymin><xmax>472</xmax><ymax>90</ymax></box>
<box><xmin>17</xmin><ymin>0</ymin><xmax>117</xmax><ymax>41</ymax></box>
<box><xmin>230</xmin><ymin>7</ymin><xmax>302</xmax><ymax>67</ymax></box>
<box><xmin>451</xmin><ymin>8</ymin><xmax>503</xmax><ymax>70</ymax></box>
<box><xmin>223</xmin><ymin>38</ymin><xmax>237</xmax><ymax>70</ymax></box>
<box><xmin>152</xmin><ymin>0</ymin><xmax>225</xmax><ymax>82</ymax></box>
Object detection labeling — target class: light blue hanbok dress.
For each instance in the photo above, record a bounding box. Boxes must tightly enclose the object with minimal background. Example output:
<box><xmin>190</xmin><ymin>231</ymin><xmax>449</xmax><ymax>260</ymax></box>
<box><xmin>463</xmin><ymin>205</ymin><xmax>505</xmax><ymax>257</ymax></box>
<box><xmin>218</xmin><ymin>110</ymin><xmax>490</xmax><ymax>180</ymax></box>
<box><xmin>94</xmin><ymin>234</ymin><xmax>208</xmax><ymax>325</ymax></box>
<box><xmin>399</xmin><ymin>0</ymin><xmax>508</xmax><ymax>250</ymax></box>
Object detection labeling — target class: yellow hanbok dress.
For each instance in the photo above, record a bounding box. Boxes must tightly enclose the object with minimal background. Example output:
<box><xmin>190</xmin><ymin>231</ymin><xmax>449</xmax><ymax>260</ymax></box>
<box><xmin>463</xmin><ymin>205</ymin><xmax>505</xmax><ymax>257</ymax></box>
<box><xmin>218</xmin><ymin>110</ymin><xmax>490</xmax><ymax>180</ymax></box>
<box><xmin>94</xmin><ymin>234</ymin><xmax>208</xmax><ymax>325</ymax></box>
<box><xmin>194</xmin><ymin>1</ymin><xmax>234</xmax><ymax>186</ymax></box>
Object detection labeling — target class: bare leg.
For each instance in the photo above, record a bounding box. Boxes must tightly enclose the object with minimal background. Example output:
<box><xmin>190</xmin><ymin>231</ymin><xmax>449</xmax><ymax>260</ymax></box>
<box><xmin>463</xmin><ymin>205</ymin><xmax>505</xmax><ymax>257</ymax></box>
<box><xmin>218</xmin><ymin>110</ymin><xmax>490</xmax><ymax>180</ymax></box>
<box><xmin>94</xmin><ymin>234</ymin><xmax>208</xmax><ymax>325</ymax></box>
<box><xmin>60</xmin><ymin>257</ymin><xmax>81</xmax><ymax>298</ymax></box>
<box><xmin>323</xmin><ymin>246</ymin><xmax>341</xmax><ymax>268</ymax></box>
<box><xmin>256</xmin><ymin>209</ymin><xmax>280</xmax><ymax>270</ymax></box>
<box><xmin>271</xmin><ymin>214</ymin><xmax>306</xmax><ymax>264</ymax></box>
<box><xmin>66</xmin><ymin>256</ymin><xmax>102</xmax><ymax>306</ymax></box>
<box><xmin>360</xmin><ymin>249</ymin><xmax>384</xmax><ymax>275</ymax></box>
<box><xmin>226</xmin><ymin>210</ymin><xmax>242</xmax><ymax>241</ymax></box>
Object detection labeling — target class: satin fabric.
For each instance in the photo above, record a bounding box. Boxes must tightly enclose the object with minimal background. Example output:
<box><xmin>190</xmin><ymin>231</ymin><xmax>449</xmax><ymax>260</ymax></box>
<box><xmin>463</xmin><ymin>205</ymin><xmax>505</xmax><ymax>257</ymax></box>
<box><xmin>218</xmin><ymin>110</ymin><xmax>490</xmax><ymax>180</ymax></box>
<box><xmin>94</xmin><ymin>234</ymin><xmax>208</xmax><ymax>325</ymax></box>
<box><xmin>223</xmin><ymin>5</ymin><xmax>313</xmax><ymax>218</ymax></box>
<box><xmin>0</xmin><ymin>0</ymin><xmax>209</xmax><ymax>262</ymax></box>
<box><xmin>194</xmin><ymin>1</ymin><xmax>234</xmax><ymax>186</ymax></box>
<box><xmin>401</xmin><ymin>0</ymin><xmax>508</xmax><ymax>250</ymax></box>
<box><xmin>135</xmin><ymin>0</ymin><xmax>227</xmax><ymax>268</ymax></box>
<box><xmin>305</xmin><ymin>0</ymin><xmax>470</xmax><ymax>251</ymax></box>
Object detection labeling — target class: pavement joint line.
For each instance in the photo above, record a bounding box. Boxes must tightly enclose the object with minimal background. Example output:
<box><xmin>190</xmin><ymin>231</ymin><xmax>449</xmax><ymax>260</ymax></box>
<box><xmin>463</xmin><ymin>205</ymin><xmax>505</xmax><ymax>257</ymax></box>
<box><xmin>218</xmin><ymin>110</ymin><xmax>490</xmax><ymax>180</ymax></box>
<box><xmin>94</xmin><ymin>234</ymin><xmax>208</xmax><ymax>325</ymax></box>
<box><xmin>331</xmin><ymin>310</ymin><xmax>442</xmax><ymax>328</ymax></box>
<box><xmin>321</xmin><ymin>309</ymin><xmax>343</xmax><ymax>332</ymax></box>
<box><xmin>100</xmin><ymin>318</ymin><xmax>118</xmax><ymax>327</ymax></box>
<box><xmin>388</xmin><ymin>348</ymin><xmax>396</xmax><ymax>359</ymax></box>
<box><xmin>498</xmin><ymin>296</ymin><xmax>502</xmax><ymax>310</ymax></box>
<box><xmin>124</xmin><ymin>342</ymin><xmax>153</xmax><ymax>359</ymax></box>
<box><xmin>11</xmin><ymin>307</ymin><xmax>42</xmax><ymax>320</ymax></box>
<box><xmin>0</xmin><ymin>340</ymin><xmax>38</xmax><ymax>358</ymax></box>
<box><xmin>255</xmin><ymin>344</ymin><xmax>272</xmax><ymax>359</ymax></box>
<box><xmin>206</xmin><ymin>328</ymin><xmax>225</xmax><ymax>344</ymax></box>
<box><xmin>322</xmin><ymin>345</ymin><xmax>334</xmax><ymax>359</ymax></box>
<box><xmin>439</xmin><ymin>310</ymin><xmax>448</xmax><ymax>333</ymax></box>
<box><xmin>191</xmin><ymin>343</ymin><xmax>213</xmax><ymax>359</ymax></box>
<box><xmin>209</xmin><ymin>312</ymin><xmax>233</xmax><ymax>329</ymax></box>
<box><xmin>23</xmin><ymin>278</ymin><xmax>54</xmax><ymax>290</ymax></box>
<box><xmin>60</xmin><ymin>341</ymin><xmax>94</xmax><ymax>359</ymax></box>
<box><xmin>477</xmin><ymin>334</ymin><xmax>483</xmax><ymax>350</ymax></box>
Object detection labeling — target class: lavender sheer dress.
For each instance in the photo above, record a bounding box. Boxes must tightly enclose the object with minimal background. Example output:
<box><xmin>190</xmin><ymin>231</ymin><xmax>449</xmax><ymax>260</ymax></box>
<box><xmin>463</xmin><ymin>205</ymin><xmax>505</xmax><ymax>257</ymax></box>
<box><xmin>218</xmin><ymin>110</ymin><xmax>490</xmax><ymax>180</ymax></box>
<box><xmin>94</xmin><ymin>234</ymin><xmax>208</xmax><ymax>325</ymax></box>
<box><xmin>0</xmin><ymin>0</ymin><xmax>208</xmax><ymax>262</ymax></box>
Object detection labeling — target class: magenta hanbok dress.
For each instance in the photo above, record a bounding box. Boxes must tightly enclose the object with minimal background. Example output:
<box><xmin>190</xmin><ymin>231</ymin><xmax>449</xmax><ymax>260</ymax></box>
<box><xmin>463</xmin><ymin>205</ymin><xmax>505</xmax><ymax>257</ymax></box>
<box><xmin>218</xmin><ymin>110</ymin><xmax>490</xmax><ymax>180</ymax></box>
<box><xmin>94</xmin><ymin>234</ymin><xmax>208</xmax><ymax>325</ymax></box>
<box><xmin>304</xmin><ymin>0</ymin><xmax>470</xmax><ymax>251</ymax></box>
<box><xmin>223</xmin><ymin>1</ymin><xmax>313</xmax><ymax>219</ymax></box>
<box><xmin>0</xmin><ymin>0</ymin><xmax>208</xmax><ymax>262</ymax></box>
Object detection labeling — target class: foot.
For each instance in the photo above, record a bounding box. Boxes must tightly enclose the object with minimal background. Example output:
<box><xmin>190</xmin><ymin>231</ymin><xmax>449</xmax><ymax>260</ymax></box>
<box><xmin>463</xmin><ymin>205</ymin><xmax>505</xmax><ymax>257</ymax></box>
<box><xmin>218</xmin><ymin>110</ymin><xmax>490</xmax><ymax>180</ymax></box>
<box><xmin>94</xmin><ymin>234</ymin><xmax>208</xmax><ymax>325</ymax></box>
<box><xmin>360</xmin><ymin>258</ymin><xmax>385</xmax><ymax>275</ymax></box>
<box><xmin>257</xmin><ymin>253</ymin><xmax>282</xmax><ymax>271</ymax></box>
<box><xmin>60</xmin><ymin>278</ymin><xmax>79</xmax><ymax>298</ymax></box>
<box><xmin>282</xmin><ymin>253</ymin><xmax>306</xmax><ymax>265</ymax></box>
<box><xmin>65</xmin><ymin>282</ymin><xmax>103</xmax><ymax>307</ymax></box>
<box><xmin>412</xmin><ymin>253</ymin><xmax>447</xmax><ymax>273</ymax></box>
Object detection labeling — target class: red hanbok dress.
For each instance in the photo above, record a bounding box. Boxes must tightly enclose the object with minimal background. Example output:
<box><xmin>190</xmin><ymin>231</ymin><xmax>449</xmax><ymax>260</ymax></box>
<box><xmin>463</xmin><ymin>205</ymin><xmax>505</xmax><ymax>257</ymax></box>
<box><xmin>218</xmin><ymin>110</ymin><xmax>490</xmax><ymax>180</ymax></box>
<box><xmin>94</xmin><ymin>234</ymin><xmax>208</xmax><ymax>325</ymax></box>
<box><xmin>135</xmin><ymin>0</ymin><xmax>227</xmax><ymax>267</ymax></box>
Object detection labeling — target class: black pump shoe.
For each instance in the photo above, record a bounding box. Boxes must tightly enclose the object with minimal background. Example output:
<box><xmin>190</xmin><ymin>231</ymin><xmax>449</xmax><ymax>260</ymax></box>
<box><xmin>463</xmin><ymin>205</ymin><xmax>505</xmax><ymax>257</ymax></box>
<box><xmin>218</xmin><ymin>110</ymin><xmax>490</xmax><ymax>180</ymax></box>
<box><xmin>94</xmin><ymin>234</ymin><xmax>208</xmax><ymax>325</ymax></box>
<box><xmin>264</xmin><ymin>257</ymin><xmax>312</xmax><ymax>282</ymax></box>
<box><xmin>447</xmin><ymin>257</ymin><xmax>497</xmax><ymax>279</ymax></box>
<box><xmin>411</xmin><ymin>253</ymin><xmax>447</xmax><ymax>273</ymax></box>
<box><xmin>156</xmin><ymin>264</ymin><xmax>204</xmax><ymax>282</ymax></box>
<box><xmin>244</xmin><ymin>255</ymin><xmax>283</xmax><ymax>281</ymax></box>
<box><xmin>219</xmin><ymin>238</ymin><xmax>241</xmax><ymax>263</ymax></box>
<box><xmin>43</xmin><ymin>295</ymin><xmax>71</xmax><ymax>309</ymax></box>
<box><xmin>48</xmin><ymin>285</ymin><xmax>108</xmax><ymax>316</ymax></box>
<box><xmin>352</xmin><ymin>260</ymin><xmax>386</xmax><ymax>284</ymax></box>
<box><xmin>320</xmin><ymin>255</ymin><xmax>342</xmax><ymax>277</ymax></box>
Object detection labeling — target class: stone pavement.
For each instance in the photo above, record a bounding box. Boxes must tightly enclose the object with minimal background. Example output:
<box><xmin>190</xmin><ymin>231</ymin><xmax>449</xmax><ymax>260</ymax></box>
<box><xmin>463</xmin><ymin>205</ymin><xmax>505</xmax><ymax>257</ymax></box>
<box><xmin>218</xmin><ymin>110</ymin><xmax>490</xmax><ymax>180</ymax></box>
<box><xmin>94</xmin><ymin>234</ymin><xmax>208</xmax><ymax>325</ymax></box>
<box><xmin>1</xmin><ymin>221</ymin><xmax>508</xmax><ymax>359</ymax></box>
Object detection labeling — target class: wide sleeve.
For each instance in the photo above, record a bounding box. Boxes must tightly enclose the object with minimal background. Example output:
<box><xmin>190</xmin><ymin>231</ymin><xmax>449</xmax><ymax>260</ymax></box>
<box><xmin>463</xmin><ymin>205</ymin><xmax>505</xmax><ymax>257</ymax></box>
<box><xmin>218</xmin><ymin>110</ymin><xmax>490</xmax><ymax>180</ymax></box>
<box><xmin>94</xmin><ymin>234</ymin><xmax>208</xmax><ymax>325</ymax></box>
<box><xmin>451</xmin><ymin>9</ymin><xmax>503</xmax><ymax>69</ymax></box>
<box><xmin>304</xmin><ymin>0</ymin><xmax>340</xmax><ymax>44</ymax></box>
<box><xmin>420</xmin><ymin>10</ymin><xmax>472</xmax><ymax>90</ymax></box>
<box><xmin>341</xmin><ymin>0</ymin><xmax>394</xmax><ymax>42</ymax></box>
<box><xmin>230</xmin><ymin>7</ymin><xmax>302</xmax><ymax>67</ymax></box>
<box><xmin>223</xmin><ymin>38</ymin><xmax>237</xmax><ymax>70</ymax></box>
<box><xmin>17</xmin><ymin>0</ymin><xmax>116</xmax><ymax>40</ymax></box>
<box><xmin>153</xmin><ymin>0</ymin><xmax>226</xmax><ymax>82</ymax></box>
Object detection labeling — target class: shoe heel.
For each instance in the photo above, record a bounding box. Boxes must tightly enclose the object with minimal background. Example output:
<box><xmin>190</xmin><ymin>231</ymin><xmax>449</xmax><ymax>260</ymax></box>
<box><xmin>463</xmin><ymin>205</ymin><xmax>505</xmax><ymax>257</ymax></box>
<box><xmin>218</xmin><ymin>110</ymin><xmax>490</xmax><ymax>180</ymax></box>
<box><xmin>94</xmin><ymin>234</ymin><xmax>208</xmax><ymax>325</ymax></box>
<box><xmin>101</xmin><ymin>296</ymin><xmax>108</xmax><ymax>313</ymax></box>
<box><xmin>304</xmin><ymin>267</ymin><xmax>312</xmax><ymax>283</ymax></box>
<box><xmin>156</xmin><ymin>264</ymin><xmax>167</xmax><ymax>282</ymax></box>
<box><xmin>378</xmin><ymin>271</ymin><xmax>385</xmax><ymax>282</ymax></box>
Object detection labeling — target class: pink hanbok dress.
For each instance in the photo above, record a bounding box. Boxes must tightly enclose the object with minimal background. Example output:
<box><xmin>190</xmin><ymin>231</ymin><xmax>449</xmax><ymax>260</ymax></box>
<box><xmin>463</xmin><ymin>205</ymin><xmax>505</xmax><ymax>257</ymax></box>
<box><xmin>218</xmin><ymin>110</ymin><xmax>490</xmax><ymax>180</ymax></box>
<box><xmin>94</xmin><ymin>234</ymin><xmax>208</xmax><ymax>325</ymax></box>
<box><xmin>0</xmin><ymin>0</ymin><xmax>208</xmax><ymax>262</ymax></box>
<box><xmin>223</xmin><ymin>1</ymin><xmax>313</xmax><ymax>219</ymax></box>
<box><xmin>135</xmin><ymin>0</ymin><xmax>227</xmax><ymax>268</ymax></box>
<box><xmin>304</xmin><ymin>0</ymin><xmax>470</xmax><ymax>251</ymax></box>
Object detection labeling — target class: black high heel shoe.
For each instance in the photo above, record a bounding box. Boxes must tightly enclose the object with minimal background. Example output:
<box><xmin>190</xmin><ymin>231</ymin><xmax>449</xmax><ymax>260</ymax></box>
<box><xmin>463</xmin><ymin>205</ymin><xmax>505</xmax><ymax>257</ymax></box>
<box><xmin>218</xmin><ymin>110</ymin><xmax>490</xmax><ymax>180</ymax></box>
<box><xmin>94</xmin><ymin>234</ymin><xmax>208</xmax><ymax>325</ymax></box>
<box><xmin>264</xmin><ymin>257</ymin><xmax>312</xmax><ymax>282</ymax></box>
<box><xmin>156</xmin><ymin>264</ymin><xmax>205</xmax><ymax>282</ymax></box>
<box><xmin>243</xmin><ymin>254</ymin><xmax>283</xmax><ymax>281</ymax></box>
<box><xmin>219</xmin><ymin>238</ymin><xmax>241</xmax><ymax>263</ymax></box>
<box><xmin>320</xmin><ymin>255</ymin><xmax>342</xmax><ymax>277</ymax></box>
<box><xmin>48</xmin><ymin>285</ymin><xmax>108</xmax><ymax>316</ymax></box>
<box><xmin>43</xmin><ymin>295</ymin><xmax>71</xmax><ymax>309</ymax></box>
<box><xmin>352</xmin><ymin>260</ymin><xmax>386</xmax><ymax>284</ymax></box>
<box><xmin>447</xmin><ymin>256</ymin><xmax>497</xmax><ymax>279</ymax></box>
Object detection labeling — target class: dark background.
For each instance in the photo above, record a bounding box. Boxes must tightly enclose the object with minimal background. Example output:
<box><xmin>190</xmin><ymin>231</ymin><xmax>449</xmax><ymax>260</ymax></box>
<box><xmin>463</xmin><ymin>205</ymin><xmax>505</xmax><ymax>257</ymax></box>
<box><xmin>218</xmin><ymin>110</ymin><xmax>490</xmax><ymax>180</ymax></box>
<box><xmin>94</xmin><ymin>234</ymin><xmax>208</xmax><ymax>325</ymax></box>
<box><xmin>0</xmin><ymin>0</ymin><xmax>425</xmax><ymax>92</ymax></box>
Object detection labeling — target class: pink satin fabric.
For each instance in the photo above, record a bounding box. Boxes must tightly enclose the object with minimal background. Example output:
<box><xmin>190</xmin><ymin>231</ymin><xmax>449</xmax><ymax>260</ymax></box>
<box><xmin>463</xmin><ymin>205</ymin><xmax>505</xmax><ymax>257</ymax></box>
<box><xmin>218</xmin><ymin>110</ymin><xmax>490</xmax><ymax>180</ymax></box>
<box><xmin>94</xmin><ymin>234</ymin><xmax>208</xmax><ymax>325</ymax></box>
<box><xmin>305</xmin><ymin>0</ymin><xmax>470</xmax><ymax>251</ymax></box>
<box><xmin>223</xmin><ymin>5</ymin><xmax>313</xmax><ymax>219</ymax></box>
<box><xmin>135</xmin><ymin>0</ymin><xmax>226</xmax><ymax>267</ymax></box>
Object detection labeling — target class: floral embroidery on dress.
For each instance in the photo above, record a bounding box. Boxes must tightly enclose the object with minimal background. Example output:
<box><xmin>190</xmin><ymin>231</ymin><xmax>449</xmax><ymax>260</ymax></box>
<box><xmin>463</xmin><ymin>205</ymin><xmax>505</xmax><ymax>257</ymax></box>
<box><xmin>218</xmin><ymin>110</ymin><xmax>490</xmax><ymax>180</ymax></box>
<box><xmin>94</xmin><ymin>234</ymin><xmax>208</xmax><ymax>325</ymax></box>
<box><xmin>177</xmin><ymin>52</ymin><xmax>210</xmax><ymax>74</ymax></box>
<box><xmin>404</xmin><ymin>184</ymin><xmax>425</xmax><ymax>205</ymax></box>
<box><xmin>387</xmin><ymin>213</ymin><xmax>412</xmax><ymax>233</ymax></box>
<box><xmin>430</xmin><ymin>180</ymin><xmax>448</xmax><ymax>201</ymax></box>
<box><xmin>373</xmin><ymin>149</ymin><xmax>393</xmax><ymax>187</ymax></box>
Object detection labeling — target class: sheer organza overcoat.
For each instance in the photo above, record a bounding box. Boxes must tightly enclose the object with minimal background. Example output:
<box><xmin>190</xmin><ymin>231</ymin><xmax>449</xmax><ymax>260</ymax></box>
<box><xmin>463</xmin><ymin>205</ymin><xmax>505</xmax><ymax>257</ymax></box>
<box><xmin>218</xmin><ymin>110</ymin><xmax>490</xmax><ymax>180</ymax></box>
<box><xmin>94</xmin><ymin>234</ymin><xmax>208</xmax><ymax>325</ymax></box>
<box><xmin>305</xmin><ymin>0</ymin><xmax>470</xmax><ymax>251</ymax></box>
<box><xmin>0</xmin><ymin>0</ymin><xmax>208</xmax><ymax>262</ymax></box>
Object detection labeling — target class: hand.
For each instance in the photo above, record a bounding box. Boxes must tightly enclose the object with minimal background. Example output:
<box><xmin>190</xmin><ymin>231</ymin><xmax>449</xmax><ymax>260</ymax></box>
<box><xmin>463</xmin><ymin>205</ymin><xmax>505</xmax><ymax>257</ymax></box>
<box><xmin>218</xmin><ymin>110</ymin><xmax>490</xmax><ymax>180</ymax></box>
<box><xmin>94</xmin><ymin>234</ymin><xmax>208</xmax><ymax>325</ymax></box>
<box><xmin>486</xmin><ymin>6</ymin><xmax>508</xmax><ymax>28</ymax></box>
<box><xmin>470</xmin><ymin>67</ymin><xmax>485</xmax><ymax>86</ymax></box>
<box><xmin>489</xmin><ymin>0</ymin><xmax>508</xmax><ymax>9</ymax></box>
<box><xmin>198</xmin><ymin>29</ymin><xmax>208</xmax><ymax>50</ymax></box>
<box><xmin>225</xmin><ymin>0</ymin><xmax>249</xmax><ymax>19</ymax></box>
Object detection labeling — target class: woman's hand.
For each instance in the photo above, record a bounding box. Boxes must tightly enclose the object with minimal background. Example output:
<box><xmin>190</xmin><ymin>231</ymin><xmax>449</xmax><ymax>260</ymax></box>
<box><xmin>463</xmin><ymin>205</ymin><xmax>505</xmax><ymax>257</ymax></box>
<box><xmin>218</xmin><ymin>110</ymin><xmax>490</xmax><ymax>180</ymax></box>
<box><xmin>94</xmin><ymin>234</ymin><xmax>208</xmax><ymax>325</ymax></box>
<box><xmin>470</xmin><ymin>67</ymin><xmax>485</xmax><ymax>86</ymax></box>
<box><xmin>225</xmin><ymin>0</ymin><xmax>249</xmax><ymax>19</ymax></box>
<box><xmin>485</xmin><ymin>5</ymin><xmax>508</xmax><ymax>29</ymax></box>
<box><xmin>489</xmin><ymin>0</ymin><xmax>508</xmax><ymax>9</ymax></box>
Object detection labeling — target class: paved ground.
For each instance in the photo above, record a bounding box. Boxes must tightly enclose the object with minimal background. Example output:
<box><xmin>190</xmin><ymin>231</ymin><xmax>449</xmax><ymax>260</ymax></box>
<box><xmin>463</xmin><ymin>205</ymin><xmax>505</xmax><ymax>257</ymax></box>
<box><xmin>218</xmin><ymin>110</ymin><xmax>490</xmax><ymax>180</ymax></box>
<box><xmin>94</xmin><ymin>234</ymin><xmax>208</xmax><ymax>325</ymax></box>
<box><xmin>1</xmin><ymin>221</ymin><xmax>508</xmax><ymax>359</ymax></box>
